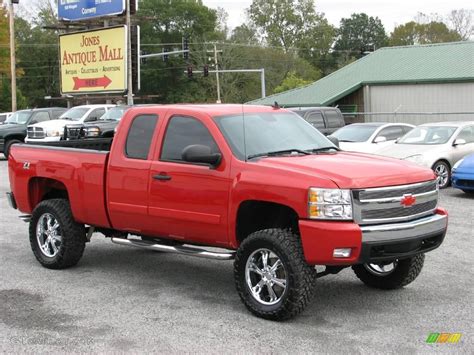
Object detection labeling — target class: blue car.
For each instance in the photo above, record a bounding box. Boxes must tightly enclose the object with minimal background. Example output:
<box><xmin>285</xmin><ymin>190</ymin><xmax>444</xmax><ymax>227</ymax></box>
<box><xmin>452</xmin><ymin>153</ymin><xmax>474</xmax><ymax>194</ymax></box>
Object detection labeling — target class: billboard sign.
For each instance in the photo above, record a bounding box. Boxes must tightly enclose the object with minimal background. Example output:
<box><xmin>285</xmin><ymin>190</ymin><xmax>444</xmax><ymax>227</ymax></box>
<box><xmin>58</xmin><ymin>0</ymin><xmax>126</xmax><ymax>21</ymax></box>
<box><xmin>60</xmin><ymin>26</ymin><xmax>127</xmax><ymax>94</ymax></box>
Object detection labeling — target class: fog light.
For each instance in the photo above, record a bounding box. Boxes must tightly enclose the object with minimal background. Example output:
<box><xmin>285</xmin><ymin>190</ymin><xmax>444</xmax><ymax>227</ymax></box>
<box><xmin>333</xmin><ymin>248</ymin><xmax>352</xmax><ymax>258</ymax></box>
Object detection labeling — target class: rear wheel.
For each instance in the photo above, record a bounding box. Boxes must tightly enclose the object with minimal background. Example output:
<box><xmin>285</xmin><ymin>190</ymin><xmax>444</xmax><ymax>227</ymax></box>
<box><xmin>4</xmin><ymin>139</ymin><xmax>22</xmax><ymax>159</ymax></box>
<box><xmin>234</xmin><ymin>229</ymin><xmax>317</xmax><ymax>320</ymax></box>
<box><xmin>29</xmin><ymin>199</ymin><xmax>86</xmax><ymax>269</ymax></box>
<box><xmin>432</xmin><ymin>161</ymin><xmax>450</xmax><ymax>189</ymax></box>
<box><xmin>352</xmin><ymin>254</ymin><xmax>425</xmax><ymax>290</ymax></box>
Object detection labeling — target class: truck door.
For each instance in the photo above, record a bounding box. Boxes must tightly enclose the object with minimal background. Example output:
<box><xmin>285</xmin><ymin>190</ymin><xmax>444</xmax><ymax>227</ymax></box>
<box><xmin>148</xmin><ymin>114</ymin><xmax>231</xmax><ymax>246</ymax></box>
<box><xmin>107</xmin><ymin>113</ymin><xmax>160</xmax><ymax>233</ymax></box>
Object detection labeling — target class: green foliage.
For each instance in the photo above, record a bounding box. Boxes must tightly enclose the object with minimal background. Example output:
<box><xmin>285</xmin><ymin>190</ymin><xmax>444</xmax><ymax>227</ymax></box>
<box><xmin>273</xmin><ymin>71</ymin><xmax>312</xmax><ymax>94</ymax></box>
<box><xmin>390</xmin><ymin>21</ymin><xmax>462</xmax><ymax>46</ymax></box>
<box><xmin>334</xmin><ymin>13</ymin><xmax>388</xmax><ymax>56</ymax></box>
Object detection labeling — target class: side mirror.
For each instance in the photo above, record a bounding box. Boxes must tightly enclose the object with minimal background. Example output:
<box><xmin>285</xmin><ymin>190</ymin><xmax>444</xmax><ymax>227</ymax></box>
<box><xmin>327</xmin><ymin>136</ymin><xmax>340</xmax><ymax>148</ymax></box>
<box><xmin>182</xmin><ymin>144</ymin><xmax>222</xmax><ymax>167</ymax></box>
<box><xmin>373</xmin><ymin>136</ymin><xmax>387</xmax><ymax>143</ymax></box>
<box><xmin>453</xmin><ymin>138</ymin><xmax>466</xmax><ymax>146</ymax></box>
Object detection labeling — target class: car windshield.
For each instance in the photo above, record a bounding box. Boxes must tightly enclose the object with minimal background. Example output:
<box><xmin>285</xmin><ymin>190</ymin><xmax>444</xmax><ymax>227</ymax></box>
<box><xmin>99</xmin><ymin>106</ymin><xmax>129</xmax><ymax>121</ymax></box>
<box><xmin>331</xmin><ymin>124</ymin><xmax>380</xmax><ymax>142</ymax></box>
<box><xmin>213</xmin><ymin>112</ymin><xmax>336</xmax><ymax>160</ymax></box>
<box><xmin>398</xmin><ymin>126</ymin><xmax>457</xmax><ymax>145</ymax></box>
<box><xmin>4</xmin><ymin>111</ymin><xmax>32</xmax><ymax>124</ymax></box>
<box><xmin>60</xmin><ymin>107</ymin><xmax>89</xmax><ymax>121</ymax></box>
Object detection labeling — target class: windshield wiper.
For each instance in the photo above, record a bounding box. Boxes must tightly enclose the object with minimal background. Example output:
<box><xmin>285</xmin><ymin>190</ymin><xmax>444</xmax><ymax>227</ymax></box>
<box><xmin>337</xmin><ymin>139</ymin><xmax>355</xmax><ymax>142</ymax></box>
<box><xmin>306</xmin><ymin>146</ymin><xmax>339</xmax><ymax>153</ymax></box>
<box><xmin>247</xmin><ymin>149</ymin><xmax>311</xmax><ymax>160</ymax></box>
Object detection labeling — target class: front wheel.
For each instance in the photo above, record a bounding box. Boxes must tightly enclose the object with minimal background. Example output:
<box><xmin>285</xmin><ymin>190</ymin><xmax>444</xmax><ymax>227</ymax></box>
<box><xmin>4</xmin><ymin>139</ymin><xmax>22</xmax><ymax>159</ymax></box>
<box><xmin>234</xmin><ymin>229</ymin><xmax>317</xmax><ymax>320</ymax></box>
<box><xmin>29</xmin><ymin>199</ymin><xmax>86</xmax><ymax>269</ymax></box>
<box><xmin>352</xmin><ymin>254</ymin><xmax>425</xmax><ymax>290</ymax></box>
<box><xmin>432</xmin><ymin>161</ymin><xmax>450</xmax><ymax>189</ymax></box>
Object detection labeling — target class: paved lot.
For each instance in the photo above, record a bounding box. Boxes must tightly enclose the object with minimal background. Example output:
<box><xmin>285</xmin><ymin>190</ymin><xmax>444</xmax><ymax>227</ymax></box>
<box><xmin>0</xmin><ymin>156</ymin><xmax>472</xmax><ymax>353</ymax></box>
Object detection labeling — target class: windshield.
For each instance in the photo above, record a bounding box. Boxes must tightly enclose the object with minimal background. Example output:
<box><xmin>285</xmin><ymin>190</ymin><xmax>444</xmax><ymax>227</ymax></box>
<box><xmin>331</xmin><ymin>124</ymin><xmax>380</xmax><ymax>142</ymax></box>
<box><xmin>99</xmin><ymin>106</ymin><xmax>129</xmax><ymax>121</ymax></box>
<box><xmin>60</xmin><ymin>107</ymin><xmax>89</xmax><ymax>121</ymax></box>
<box><xmin>213</xmin><ymin>112</ymin><xmax>335</xmax><ymax>160</ymax></box>
<box><xmin>398</xmin><ymin>126</ymin><xmax>457</xmax><ymax>145</ymax></box>
<box><xmin>5</xmin><ymin>111</ymin><xmax>32</xmax><ymax>124</ymax></box>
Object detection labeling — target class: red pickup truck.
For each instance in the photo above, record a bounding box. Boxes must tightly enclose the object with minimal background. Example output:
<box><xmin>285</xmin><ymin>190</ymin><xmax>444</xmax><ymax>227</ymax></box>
<box><xmin>7</xmin><ymin>104</ymin><xmax>447</xmax><ymax>320</ymax></box>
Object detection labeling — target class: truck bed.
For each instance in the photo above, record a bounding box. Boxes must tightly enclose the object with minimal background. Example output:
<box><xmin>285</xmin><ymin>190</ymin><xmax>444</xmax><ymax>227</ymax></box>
<box><xmin>27</xmin><ymin>137</ymin><xmax>113</xmax><ymax>151</ymax></box>
<box><xmin>8</xmin><ymin>143</ymin><xmax>111</xmax><ymax>228</ymax></box>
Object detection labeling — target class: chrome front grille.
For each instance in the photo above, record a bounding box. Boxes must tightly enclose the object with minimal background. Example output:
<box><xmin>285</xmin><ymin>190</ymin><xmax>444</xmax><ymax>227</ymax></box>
<box><xmin>353</xmin><ymin>180</ymin><xmax>438</xmax><ymax>225</ymax></box>
<box><xmin>27</xmin><ymin>126</ymin><xmax>45</xmax><ymax>139</ymax></box>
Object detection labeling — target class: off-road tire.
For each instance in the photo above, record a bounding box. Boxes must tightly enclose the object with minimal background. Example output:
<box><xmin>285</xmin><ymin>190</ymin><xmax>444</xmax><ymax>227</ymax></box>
<box><xmin>29</xmin><ymin>199</ymin><xmax>86</xmax><ymax>269</ymax></box>
<box><xmin>234</xmin><ymin>229</ymin><xmax>317</xmax><ymax>320</ymax></box>
<box><xmin>4</xmin><ymin>139</ymin><xmax>22</xmax><ymax>159</ymax></box>
<box><xmin>352</xmin><ymin>254</ymin><xmax>425</xmax><ymax>290</ymax></box>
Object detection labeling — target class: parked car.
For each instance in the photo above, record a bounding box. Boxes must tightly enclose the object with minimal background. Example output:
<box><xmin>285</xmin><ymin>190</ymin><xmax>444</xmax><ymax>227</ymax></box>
<box><xmin>64</xmin><ymin>105</ymin><xmax>130</xmax><ymax>140</ymax></box>
<box><xmin>452</xmin><ymin>153</ymin><xmax>474</xmax><ymax>194</ymax></box>
<box><xmin>0</xmin><ymin>112</ymin><xmax>12</xmax><ymax>124</ymax></box>
<box><xmin>26</xmin><ymin>104</ymin><xmax>115</xmax><ymax>143</ymax></box>
<box><xmin>374</xmin><ymin>122</ymin><xmax>474</xmax><ymax>188</ymax></box>
<box><xmin>289</xmin><ymin>107</ymin><xmax>345</xmax><ymax>135</ymax></box>
<box><xmin>330</xmin><ymin>123</ymin><xmax>414</xmax><ymax>153</ymax></box>
<box><xmin>0</xmin><ymin>107</ymin><xmax>66</xmax><ymax>158</ymax></box>
<box><xmin>8</xmin><ymin>104</ymin><xmax>447</xmax><ymax>320</ymax></box>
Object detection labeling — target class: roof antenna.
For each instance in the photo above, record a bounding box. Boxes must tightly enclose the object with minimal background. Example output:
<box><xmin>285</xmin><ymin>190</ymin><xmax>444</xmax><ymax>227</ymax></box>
<box><xmin>272</xmin><ymin>101</ymin><xmax>280</xmax><ymax>109</ymax></box>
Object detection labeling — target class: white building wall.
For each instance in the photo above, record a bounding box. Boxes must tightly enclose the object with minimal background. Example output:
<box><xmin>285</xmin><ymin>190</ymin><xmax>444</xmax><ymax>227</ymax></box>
<box><xmin>365</xmin><ymin>82</ymin><xmax>474</xmax><ymax>124</ymax></box>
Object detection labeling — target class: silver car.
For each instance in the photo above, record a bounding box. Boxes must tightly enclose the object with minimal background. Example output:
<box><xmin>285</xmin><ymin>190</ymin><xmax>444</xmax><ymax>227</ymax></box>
<box><xmin>374</xmin><ymin>121</ymin><xmax>474</xmax><ymax>188</ymax></box>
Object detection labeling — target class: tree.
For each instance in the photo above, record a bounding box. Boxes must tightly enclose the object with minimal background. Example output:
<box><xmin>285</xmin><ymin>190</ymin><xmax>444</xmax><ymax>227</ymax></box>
<box><xmin>334</xmin><ymin>13</ymin><xmax>388</xmax><ymax>56</ymax></box>
<box><xmin>273</xmin><ymin>71</ymin><xmax>312</xmax><ymax>93</ymax></box>
<box><xmin>390</xmin><ymin>21</ymin><xmax>462</xmax><ymax>46</ymax></box>
<box><xmin>230</xmin><ymin>24</ymin><xmax>260</xmax><ymax>45</ymax></box>
<box><xmin>447</xmin><ymin>9</ymin><xmax>474</xmax><ymax>40</ymax></box>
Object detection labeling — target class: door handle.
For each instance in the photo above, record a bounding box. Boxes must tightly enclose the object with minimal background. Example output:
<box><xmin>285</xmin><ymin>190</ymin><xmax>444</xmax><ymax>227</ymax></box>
<box><xmin>153</xmin><ymin>173</ymin><xmax>172</xmax><ymax>181</ymax></box>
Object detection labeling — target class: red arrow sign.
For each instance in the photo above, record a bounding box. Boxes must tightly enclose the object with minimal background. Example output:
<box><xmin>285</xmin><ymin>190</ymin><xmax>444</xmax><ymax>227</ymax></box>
<box><xmin>73</xmin><ymin>75</ymin><xmax>112</xmax><ymax>90</ymax></box>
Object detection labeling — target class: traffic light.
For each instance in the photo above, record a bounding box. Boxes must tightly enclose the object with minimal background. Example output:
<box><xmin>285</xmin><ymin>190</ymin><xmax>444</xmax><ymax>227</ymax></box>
<box><xmin>163</xmin><ymin>48</ymin><xmax>169</xmax><ymax>62</ymax></box>
<box><xmin>187</xmin><ymin>66</ymin><xmax>193</xmax><ymax>78</ymax></box>
<box><xmin>203</xmin><ymin>65</ymin><xmax>209</xmax><ymax>77</ymax></box>
<box><xmin>182</xmin><ymin>37</ymin><xmax>189</xmax><ymax>60</ymax></box>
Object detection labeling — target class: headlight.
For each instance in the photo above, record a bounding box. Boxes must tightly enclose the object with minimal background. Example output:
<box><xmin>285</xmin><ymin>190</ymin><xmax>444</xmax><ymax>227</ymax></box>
<box><xmin>403</xmin><ymin>154</ymin><xmax>426</xmax><ymax>166</ymax></box>
<box><xmin>452</xmin><ymin>158</ymin><xmax>464</xmax><ymax>171</ymax></box>
<box><xmin>46</xmin><ymin>129</ymin><xmax>61</xmax><ymax>137</ymax></box>
<box><xmin>308</xmin><ymin>188</ymin><xmax>352</xmax><ymax>220</ymax></box>
<box><xmin>84</xmin><ymin>127</ymin><xmax>100</xmax><ymax>137</ymax></box>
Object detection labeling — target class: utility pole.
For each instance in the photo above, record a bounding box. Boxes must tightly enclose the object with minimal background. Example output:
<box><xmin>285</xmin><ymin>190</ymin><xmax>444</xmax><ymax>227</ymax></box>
<box><xmin>125</xmin><ymin>2</ymin><xmax>133</xmax><ymax>105</ymax></box>
<box><xmin>8</xmin><ymin>0</ymin><xmax>17</xmax><ymax>112</ymax></box>
<box><xmin>207</xmin><ymin>44</ymin><xmax>223</xmax><ymax>104</ymax></box>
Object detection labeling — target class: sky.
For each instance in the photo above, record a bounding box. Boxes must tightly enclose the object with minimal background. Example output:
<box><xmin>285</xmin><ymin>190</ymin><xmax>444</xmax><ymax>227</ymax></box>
<box><xmin>203</xmin><ymin>0</ymin><xmax>474</xmax><ymax>33</ymax></box>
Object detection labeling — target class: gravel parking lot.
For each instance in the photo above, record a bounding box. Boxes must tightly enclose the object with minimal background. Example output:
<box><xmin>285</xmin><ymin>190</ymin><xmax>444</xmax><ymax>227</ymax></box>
<box><xmin>0</xmin><ymin>156</ymin><xmax>472</xmax><ymax>353</ymax></box>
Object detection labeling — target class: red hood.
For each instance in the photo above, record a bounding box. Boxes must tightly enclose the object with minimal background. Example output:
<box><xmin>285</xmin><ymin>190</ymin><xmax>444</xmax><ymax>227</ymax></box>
<box><xmin>254</xmin><ymin>152</ymin><xmax>435</xmax><ymax>189</ymax></box>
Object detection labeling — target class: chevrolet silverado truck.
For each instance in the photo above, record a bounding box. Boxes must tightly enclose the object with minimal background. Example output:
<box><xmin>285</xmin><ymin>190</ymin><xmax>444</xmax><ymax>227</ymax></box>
<box><xmin>7</xmin><ymin>104</ymin><xmax>448</xmax><ymax>320</ymax></box>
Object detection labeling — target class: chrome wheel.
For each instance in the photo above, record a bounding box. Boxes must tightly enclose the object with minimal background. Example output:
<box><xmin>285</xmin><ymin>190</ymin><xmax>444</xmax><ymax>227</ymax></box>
<box><xmin>245</xmin><ymin>248</ymin><xmax>287</xmax><ymax>305</ymax></box>
<box><xmin>364</xmin><ymin>261</ymin><xmax>398</xmax><ymax>276</ymax></box>
<box><xmin>434</xmin><ymin>163</ymin><xmax>449</xmax><ymax>188</ymax></box>
<box><xmin>36</xmin><ymin>213</ymin><xmax>62</xmax><ymax>258</ymax></box>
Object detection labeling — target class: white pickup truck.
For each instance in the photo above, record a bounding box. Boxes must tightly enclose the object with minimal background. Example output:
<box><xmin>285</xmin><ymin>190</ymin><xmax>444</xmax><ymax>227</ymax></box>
<box><xmin>25</xmin><ymin>104</ymin><xmax>114</xmax><ymax>143</ymax></box>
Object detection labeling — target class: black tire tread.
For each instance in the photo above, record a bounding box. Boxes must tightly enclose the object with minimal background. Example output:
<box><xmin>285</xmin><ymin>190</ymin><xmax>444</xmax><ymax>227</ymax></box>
<box><xmin>352</xmin><ymin>254</ymin><xmax>425</xmax><ymax>290</ymax></box>
<box><xmin>29</xmin><ymin>199</ymin><xmax>86</xmax><ymax>269</ymax></box>
<box><xmin>234</xmin><ymin>228</ymin><xmax>316</xmax><ymax>320</ymax></box>
<box><xmin>4</xmin><ymin>139</ymin><xmax>22</xmax><ymax>159</ymax></box>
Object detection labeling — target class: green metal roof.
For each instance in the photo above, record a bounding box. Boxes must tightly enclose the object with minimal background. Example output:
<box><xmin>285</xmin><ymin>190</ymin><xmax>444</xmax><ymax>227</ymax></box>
<box><xmin>249</xmin><ymin>41</ymin><xmax>474</xmax><ymax>106</ymax></box>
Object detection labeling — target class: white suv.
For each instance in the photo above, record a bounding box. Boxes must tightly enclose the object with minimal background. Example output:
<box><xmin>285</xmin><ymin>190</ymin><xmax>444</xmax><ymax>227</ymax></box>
<box><xmin>26</xmin><ymin>104</ymin><xmax>114</xmax><ymax>143</ymax></box>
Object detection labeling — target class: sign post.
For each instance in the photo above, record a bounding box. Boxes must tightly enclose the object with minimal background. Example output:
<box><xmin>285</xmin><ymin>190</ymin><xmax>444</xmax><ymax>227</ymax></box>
<box><xmin>59</xmin><ymin>26</ymin><xmax>128</xmax><ymax>95</ymax></box>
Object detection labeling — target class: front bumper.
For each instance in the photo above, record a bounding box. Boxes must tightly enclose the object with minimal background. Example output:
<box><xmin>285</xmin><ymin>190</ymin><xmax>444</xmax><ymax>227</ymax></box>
<box><xmin>452</xmin><ymin>171</ymin><xmax>474</xmax><ymax>191</ymax></box>
<box><xmin>25</xmin><ymin>136</ymin><xmax>61</xmax><ymax>143</ymax></box>
<box><xmin>299</xmin><ymin>208</ymin><xmax>447</xmax><ymax>265</ymax></box>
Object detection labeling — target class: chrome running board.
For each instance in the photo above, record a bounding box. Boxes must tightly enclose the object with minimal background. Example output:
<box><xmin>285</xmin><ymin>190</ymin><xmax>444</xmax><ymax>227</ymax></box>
<box><xmin>19</xmin><ymin>215</ymin><xmax>31</xmax><ymax>223</ymax></box>
<box><xmin>111</xmin><ymin>237</ymin><xmax>236</xmax><ymax>261</ymax></box>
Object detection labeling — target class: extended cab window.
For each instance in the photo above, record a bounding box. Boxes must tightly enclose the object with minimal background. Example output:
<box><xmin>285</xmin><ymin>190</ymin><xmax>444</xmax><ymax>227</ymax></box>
<box><xmin>161</xmin><ymin>116</ymin><xmax>219</xmax><ymax>162</ymax></box>
<box><xmin>125</xmin><ymin>115</ymin><xmax>158</xmax><ymax>160</ymax></box>
<box><xmin>324</xmin><ymin>110</ymin><xmax>344</xmax><ymax>128</ymax></box>
<box><xmin>306</xmin><ymin>112</ymin><xmax>325</xmax><ymax>129</ymax></box>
